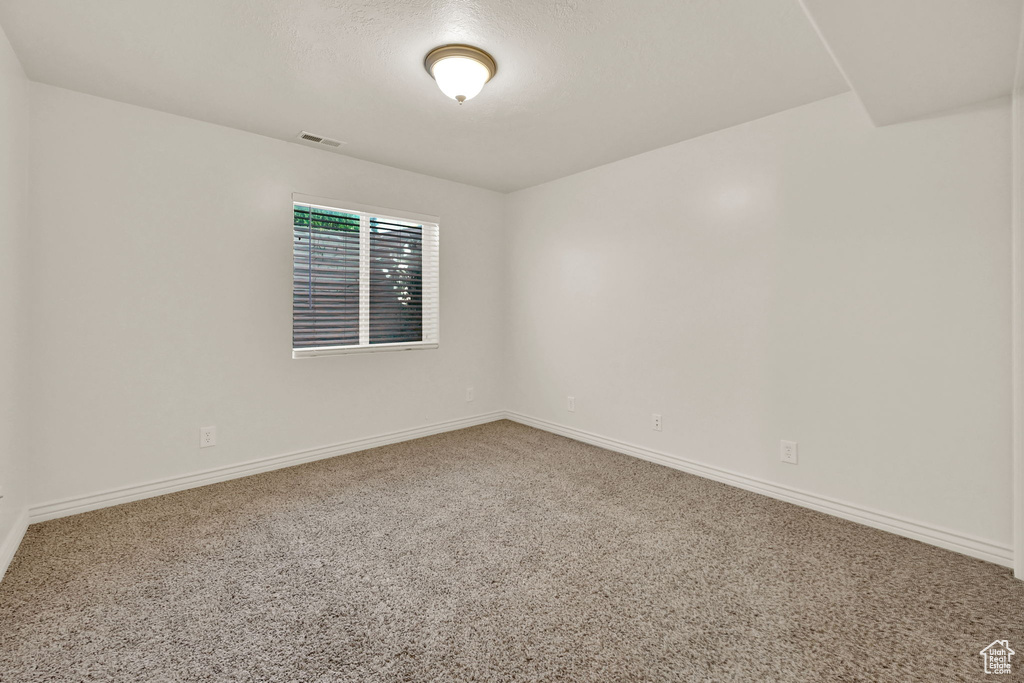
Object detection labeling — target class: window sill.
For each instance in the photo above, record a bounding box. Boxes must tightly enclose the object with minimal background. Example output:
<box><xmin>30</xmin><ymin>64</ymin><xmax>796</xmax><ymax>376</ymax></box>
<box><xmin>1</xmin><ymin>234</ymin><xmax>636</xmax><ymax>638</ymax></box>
<box><xmin>292</xmin><ymin>342</ymin><xmax>439</xmax><ymax>359</ymax></box>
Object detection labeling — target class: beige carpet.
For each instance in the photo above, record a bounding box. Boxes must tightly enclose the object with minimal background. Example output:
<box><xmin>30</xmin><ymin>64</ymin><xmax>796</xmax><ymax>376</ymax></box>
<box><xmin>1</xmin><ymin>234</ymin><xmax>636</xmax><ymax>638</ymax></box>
<box><xmin>1</xmin><ymin>420</ymin><xmax>1021</xmax><ymax>681</ymax></box>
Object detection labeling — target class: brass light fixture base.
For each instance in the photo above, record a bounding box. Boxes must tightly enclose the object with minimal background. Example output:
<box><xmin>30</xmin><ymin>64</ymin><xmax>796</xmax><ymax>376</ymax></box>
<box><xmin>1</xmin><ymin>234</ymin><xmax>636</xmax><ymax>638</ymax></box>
<box><xmin>424</xmin><ymin>44</ymin><xmax>498</xmax><ymax>82</ymax></box>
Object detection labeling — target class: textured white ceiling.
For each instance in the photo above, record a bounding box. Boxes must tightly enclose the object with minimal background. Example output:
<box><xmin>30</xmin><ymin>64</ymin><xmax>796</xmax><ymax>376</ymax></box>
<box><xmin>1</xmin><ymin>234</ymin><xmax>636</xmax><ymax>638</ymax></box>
<box><xmin>0</xmin><ymin>0</ymin><xmax>849</xmax><ymax>192</ymax></box>
<box><xmin>801</xmin><ymin>0</ymin><xmax>1023</xmax><ymax>126</ymax></box>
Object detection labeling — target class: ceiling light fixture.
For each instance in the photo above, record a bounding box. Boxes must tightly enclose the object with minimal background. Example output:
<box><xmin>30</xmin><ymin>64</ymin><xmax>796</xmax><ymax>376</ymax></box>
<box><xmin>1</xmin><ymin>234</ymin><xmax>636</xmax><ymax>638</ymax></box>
<box><xmin>424</xmin><ymin>44</ymin><xmax>497</xmax><ymax>104</ymax></box>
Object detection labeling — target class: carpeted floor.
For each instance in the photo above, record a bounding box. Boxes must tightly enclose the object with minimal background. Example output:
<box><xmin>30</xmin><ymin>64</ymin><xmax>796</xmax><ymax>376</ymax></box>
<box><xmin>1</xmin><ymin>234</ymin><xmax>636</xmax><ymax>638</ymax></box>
<box><xmin>1</xmin><ymin>420</ymin><xmax>1021</xmax><ymax>681</ymax></box>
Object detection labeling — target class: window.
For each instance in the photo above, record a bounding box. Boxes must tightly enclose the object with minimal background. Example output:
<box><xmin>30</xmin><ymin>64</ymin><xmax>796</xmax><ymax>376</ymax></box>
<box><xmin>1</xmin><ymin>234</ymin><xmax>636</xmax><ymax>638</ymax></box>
<box><xmin>292</xmin><ymin>197</ymin><xmax>439</xmax><ymax>358</ymax></box>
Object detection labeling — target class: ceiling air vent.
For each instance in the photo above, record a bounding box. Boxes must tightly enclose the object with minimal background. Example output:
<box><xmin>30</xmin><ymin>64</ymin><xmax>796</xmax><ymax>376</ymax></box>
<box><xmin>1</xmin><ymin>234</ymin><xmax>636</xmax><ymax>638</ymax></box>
<box><xmin>297</xmin><ymin>131</ymin><xmax>346</xmax><ymax>150</ymax></box>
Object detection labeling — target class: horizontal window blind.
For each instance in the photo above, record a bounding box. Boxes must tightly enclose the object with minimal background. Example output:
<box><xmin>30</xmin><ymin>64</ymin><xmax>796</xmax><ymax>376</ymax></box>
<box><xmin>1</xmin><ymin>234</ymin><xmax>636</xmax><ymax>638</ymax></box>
<box><xmin>369</xmin><ymin>218</ymin><xmax>423</xmax><ymax>344</ymax></box>
<box><xmin>293</xmin><ymin>201</ymin><xmax>439</xmax><ymax>354</ymax></box>
<box><xmin>293</xmin><ymin>205</ymin><xmax>360</xmax><ymax>348</ymax></box>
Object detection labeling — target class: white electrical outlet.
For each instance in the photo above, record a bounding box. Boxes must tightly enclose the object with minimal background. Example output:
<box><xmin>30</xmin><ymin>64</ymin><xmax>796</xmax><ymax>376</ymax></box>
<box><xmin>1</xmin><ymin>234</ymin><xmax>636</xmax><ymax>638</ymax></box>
<box><xmin>653</xmin><ymin>414</ymin><xmax>662</xmax><ymax>431</ymax></box>
<box><xmin>466</xmin><ymin>387</ymin><xmax>474</xmax><ymax>402</ymax></box>
<box><xmin>567</xmin><ymin>396</ymin><xmax>576</xmax><ymax>412</ymax></box>
<box><xmin>780</xmin><ymin>439</ymin><xmax>798</xmax><ymax>465</ymax></box>
<box><xmin>200</xmin><ymin>426</ymin><xmax>217</xmax><ymax>449</ymax></box>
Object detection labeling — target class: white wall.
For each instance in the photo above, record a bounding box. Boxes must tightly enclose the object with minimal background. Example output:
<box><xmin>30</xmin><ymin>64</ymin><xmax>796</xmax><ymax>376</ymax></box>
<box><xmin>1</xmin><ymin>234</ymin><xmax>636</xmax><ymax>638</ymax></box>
<box><xmin>27</xmin><ymin>83</ymin><xmax>506</xmax><ymax>509</ymax></box>
<box><xmin>18</xmin><ymin>83</ymin><xmax>1019</xmax><ymax>564</ymax></box>
<box><xmin>505</xmin><ymin>93</ymin><xmax>1013</xmax><ymax>549</ymax></box>
<box><xmin>0</xmin><ymin>22</ymin><xmax>28</xmax><ymax>565</ymax></box>
<box><xmin>1012</xmin><ymin>49</ymin><xmax>1024</xmax><ymax>578</ymax></box>
<box><xmin>0</xmin><ymin>24</ymin><xmax>29</xmax><ymax>566</ymax></box>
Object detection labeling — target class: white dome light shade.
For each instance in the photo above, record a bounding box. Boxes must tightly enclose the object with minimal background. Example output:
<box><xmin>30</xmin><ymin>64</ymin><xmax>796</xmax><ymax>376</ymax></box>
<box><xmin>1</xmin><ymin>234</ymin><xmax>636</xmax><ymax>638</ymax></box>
<box><xmin>425</xmin><ymin>45</ymin><xmax>497</xmax><ymax>104</ymax></box>
<box><xmin>432</xmin><ymin>57</ymin><xmax>489</xmax><ymax>102</ymax></box>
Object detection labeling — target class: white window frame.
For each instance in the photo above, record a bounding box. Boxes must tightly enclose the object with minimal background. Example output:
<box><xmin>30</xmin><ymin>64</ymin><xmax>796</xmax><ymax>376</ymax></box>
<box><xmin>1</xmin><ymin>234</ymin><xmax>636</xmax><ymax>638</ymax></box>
<box><xmin>291</xmin><ymin>193</ymin><xmax>440</xmax><ymax>359</ymax></box>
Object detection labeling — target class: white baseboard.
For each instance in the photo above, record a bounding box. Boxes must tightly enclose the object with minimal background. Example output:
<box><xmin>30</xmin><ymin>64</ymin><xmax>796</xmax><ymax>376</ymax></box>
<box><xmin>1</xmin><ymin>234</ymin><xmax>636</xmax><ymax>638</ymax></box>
<box><xmin>29</xmin><ymin>411</ymin><xmax>506</xmax><ymax>523</ymax></box>
<box><xmin>0</xmin><ymin>508</ymin><xmax>29</xmax><ymax>583</ymax></box>
<box><xmin>506</xmin><ymin>411</ymin><xmax>1014</xmax><ymax>568</ymax></box>
<box><xmin>23</xmin><ymin>409</ymin><xmax>1015</xmax><ymax>570</ymax></box>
